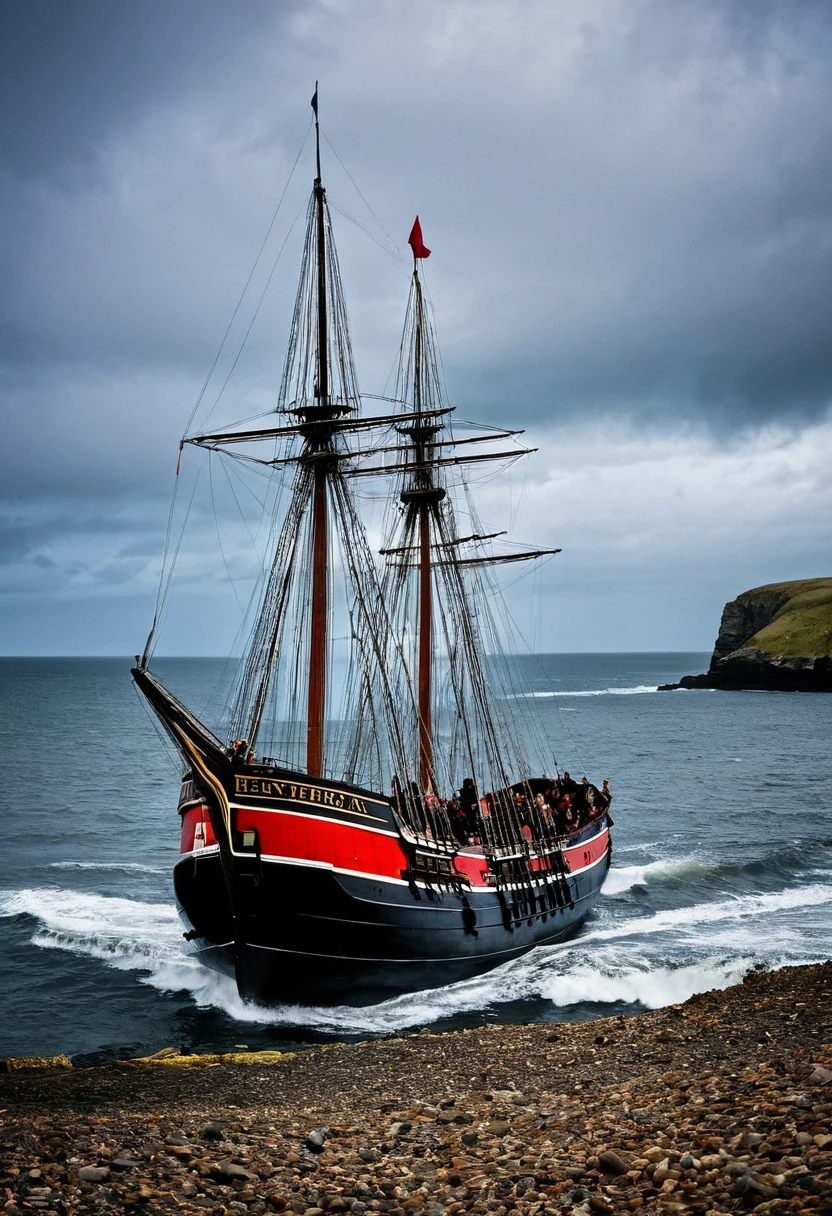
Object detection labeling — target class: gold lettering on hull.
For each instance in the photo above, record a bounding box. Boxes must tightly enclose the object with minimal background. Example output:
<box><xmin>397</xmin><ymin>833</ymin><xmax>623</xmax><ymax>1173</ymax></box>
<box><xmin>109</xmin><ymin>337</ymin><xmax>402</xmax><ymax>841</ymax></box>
<box><xmin>233</xmin><ymin>775</ymin><xmax>374</xmax><ymax>818</ymax></box>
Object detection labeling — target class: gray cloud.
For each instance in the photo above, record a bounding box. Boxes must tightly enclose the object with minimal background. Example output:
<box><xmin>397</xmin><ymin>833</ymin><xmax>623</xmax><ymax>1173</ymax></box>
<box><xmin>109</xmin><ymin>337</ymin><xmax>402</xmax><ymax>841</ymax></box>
<box><xmin>1</xmin><ymin>0</ymin><xmax>831</xmax><ymax>652</ymax></box>
<box><xmin>0</xmin><ymin>0</ymin><xmax>282</xmax><ymax>182</ymax></box>
<box><xmin>3</xmin><ymin>1</ymin><xmax>831</xmax><ymax>426</ymax></box>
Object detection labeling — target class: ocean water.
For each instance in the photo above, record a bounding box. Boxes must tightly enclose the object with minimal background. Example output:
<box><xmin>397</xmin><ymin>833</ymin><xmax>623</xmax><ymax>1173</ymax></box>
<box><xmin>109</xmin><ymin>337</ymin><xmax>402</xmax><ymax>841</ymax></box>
<box><xmin>0</xmin><ymin>654</ymin><xmax>830</xmax><ymax>1065</ymax></box>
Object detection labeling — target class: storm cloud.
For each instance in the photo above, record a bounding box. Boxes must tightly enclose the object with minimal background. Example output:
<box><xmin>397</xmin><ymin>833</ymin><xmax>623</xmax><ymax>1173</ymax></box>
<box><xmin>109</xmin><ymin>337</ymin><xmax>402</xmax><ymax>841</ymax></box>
<box><xmin>1</xmin><ymin>0</ymin><xmax>830</xmax><ymax>653</ymax></box>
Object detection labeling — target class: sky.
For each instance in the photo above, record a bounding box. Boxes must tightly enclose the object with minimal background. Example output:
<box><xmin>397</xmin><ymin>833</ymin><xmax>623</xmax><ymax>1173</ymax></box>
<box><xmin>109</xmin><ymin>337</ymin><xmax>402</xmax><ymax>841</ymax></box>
<box><xmin>1</xmin><ymin>0</ymin><xmax>831</xmax><ymax>657</ymax></box>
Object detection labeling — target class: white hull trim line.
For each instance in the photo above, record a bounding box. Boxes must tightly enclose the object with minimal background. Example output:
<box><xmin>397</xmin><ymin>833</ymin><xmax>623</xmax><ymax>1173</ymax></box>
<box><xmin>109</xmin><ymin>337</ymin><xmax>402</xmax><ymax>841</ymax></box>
<box><xmin>176</xmin><ymin>840</ymin><xmax>610</xmax><ymax>889</ymax></box>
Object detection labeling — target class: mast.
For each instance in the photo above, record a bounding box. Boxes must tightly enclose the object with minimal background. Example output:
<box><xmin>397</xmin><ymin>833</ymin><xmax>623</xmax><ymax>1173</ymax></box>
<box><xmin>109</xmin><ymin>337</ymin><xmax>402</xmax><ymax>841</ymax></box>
<box><xmin>307</xmin><ymin>83</ymin><xmax>329</xmax><ymax>778</ymax></box>
<box><xmin>414</xmin><ymin>270</ymin><xmax>433</xmax><ymax>791</ymax></box>
<box><xmin>313</xmin><ymin>85</ymin><xmax>329</xmax><ymax>408</ymax></box>
<box><xmin>401</xmin><ymin>239</ymin><xmax>444</xmax><ymax>793</ymax></box>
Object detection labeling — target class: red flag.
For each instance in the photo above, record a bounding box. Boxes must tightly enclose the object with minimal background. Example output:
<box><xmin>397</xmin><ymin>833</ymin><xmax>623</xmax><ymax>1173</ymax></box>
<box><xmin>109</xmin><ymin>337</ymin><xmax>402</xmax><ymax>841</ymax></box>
<box><xmin>408</xmin><ymin>216</ymin><xmax>431</xmax><ymax>260</ymax></box>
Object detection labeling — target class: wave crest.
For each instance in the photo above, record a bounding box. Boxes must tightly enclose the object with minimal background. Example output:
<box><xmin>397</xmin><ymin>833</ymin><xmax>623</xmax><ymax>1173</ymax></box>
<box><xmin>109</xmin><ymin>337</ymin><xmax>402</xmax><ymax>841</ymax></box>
<box><xmin>1</xmin><ymin>879</ymin><xmax>829</xmax><ymax>1034</ymax></box>
<box><xmin>507</xmin><ymin>685</ymin><xmax>659</xmax><ymax>699</ymax></box>
<box><xmin>49</xmin><ymin>861</ymin><xmax>165</xmax><ymax>874</ymax></box>
<box><xmin>603</xmin><ymin>857</ymin><xmax>716</xmax><ymax>895</ymax></box>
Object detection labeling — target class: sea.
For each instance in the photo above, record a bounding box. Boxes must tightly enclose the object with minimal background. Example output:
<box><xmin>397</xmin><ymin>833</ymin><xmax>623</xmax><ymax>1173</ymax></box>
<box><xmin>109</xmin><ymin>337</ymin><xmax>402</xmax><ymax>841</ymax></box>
<box><xmin>1</xmin><ymin>654</ymin><xmax>830</xmax><ymax>1066</ymax></box>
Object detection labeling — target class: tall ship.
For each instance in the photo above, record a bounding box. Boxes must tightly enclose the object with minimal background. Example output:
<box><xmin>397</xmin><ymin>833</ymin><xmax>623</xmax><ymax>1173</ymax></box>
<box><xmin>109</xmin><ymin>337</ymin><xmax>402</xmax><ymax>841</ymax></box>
<box><xmin>133</xmin><ymin>93</ymin><xmax>613</xmax><ymax>1007</ymax></box>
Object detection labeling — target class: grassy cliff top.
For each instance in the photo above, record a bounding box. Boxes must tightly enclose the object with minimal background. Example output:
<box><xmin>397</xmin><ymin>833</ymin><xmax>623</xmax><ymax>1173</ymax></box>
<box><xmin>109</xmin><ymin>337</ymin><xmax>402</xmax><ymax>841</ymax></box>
<box><xmin>742</xmin><ymin>577</ymin><xmax>832</xmax><ymax>658</ymax></box>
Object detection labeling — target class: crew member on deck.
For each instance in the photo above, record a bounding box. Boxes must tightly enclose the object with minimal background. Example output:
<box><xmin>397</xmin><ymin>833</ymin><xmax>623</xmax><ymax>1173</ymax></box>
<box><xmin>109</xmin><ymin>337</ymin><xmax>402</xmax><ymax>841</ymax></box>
<box><xmin>459</xmin><ymin>777</ymin><xmax>478</xmax><ymax>833</ymax></box>
<box><xmin>561</xmin><ymin>771</ymin><xmax>578</xmax><ymax>795</ymax></box>
<box><xmin>409</xmin><ymin>780</ymin><xmax>427</xmax><ymax>834</ymax></box>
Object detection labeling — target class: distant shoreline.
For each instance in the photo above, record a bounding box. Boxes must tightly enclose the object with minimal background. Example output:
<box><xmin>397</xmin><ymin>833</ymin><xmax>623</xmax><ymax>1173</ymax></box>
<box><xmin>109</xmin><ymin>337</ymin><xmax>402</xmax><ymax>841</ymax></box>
<box><xmin>0</xmin><ymin>650</ymin><xmax>714</xmax><ymax>660</ymax></box>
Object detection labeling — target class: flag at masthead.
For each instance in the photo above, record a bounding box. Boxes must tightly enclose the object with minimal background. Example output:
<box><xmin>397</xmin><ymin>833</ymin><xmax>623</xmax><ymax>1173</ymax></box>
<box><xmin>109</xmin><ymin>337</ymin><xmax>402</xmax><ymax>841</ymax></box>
<box><xmin>408</xmin><ymin>216</ymin><xmax>431</xmax><ymax>260</ymax></box>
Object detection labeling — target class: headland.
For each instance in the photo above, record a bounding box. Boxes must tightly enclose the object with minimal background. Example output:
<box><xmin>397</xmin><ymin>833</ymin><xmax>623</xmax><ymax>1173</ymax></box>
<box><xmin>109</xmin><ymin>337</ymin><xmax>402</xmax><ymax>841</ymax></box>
<box><xmin>661</xmin><ymin>578</ymin><xmax>832</xmax><ymax>691</ymax></box>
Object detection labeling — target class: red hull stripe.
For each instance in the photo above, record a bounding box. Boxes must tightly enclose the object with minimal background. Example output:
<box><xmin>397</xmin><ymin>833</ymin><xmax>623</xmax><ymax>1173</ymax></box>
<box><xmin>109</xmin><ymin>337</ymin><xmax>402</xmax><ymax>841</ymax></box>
<box><xmin>233</xmin><ymin>803</ymin><xmax>400</xmax><ymax>838</ymax></box>
<box><xmin>181</xmin><ymin>802</ymin><xmax>609</xmax><ymax>889</ymax></box>
<box><xmin>180</xmin><ymin>805</ymin><xmax>217</xmax><ymax>852</ymax></box>
<box><xmin>234</xmin><ymin>806</ymin><xmax>410</xmax><ymax>878</ymax></box>
<box><xmin>562</xmin><ymin>829</ymin><xmax>610</xmax><ymax>872</ymax></box>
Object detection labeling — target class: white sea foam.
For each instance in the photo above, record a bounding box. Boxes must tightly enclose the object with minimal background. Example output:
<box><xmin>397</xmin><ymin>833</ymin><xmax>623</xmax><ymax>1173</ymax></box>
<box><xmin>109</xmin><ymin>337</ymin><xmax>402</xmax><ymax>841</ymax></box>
<box><xmin>49</xmin><ymin>861</ymin><xmax>166</xmax><ymax>874</ymax></box>
<box><xmin>2</xmin><ymin>879</ymin><xmax>829</xmax><ymax>1035</ymax></box>
<box><xmin>513</xmin><ymin>937</ymin><xmax>830</xmax><ymax>1013</ymax></box>
<box><xmin>0</xmin><ymin>888</ymin><xmax>183</xmax><ymax>966</ymax></box>
<box><xmin>695</xmin><ymin>924</ymin><xmax>801</xmax><ymax>950</ymax></box>
<box><xmin>508</xmin><ymin>685</ymin><xmax>659</xmax><ymax>699</ymax></box>
<box><xmin>583</xmin><ymin>882</ymin><xmax>832</xmax><ymax>944</ymax></box>
<box><xmin>226</xmin><ymin>946</ymin><xmax>824</xmax><ymax>1034</ymax></box>
<box><xmin>226</xmin><ymin>963</ymin><xmax>542</xmax><ymax>1035</ymax></box>
<box><xmin>536</xmin><ymin>955</ymin><xmax>754</xmax><ymax>1009</ymax></box>
<box><xmin>602</xmin><ymin>857</ymin><xmax>714</xmax><ymax>895</ymax></box>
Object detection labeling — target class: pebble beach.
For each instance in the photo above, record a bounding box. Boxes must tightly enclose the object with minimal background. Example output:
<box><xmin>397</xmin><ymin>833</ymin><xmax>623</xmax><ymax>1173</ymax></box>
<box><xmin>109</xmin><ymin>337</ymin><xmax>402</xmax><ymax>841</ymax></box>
<box><xmin>2</xmin><ymin>963</ymin><xmax>831</xmax><ymax>1216</ymax></box>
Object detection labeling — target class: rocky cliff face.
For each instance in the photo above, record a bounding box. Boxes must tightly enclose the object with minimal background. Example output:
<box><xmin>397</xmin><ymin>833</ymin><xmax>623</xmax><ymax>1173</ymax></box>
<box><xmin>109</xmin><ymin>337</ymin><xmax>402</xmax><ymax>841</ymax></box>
<box><xmin>665</xmin><ymin>578</ymin><xmax>832</xmax><ymax>692</ymax></box>
<box><xmin>709</xmin><ymin>587</ymin><xmax>791</xmax><ymax>662</ymax></box>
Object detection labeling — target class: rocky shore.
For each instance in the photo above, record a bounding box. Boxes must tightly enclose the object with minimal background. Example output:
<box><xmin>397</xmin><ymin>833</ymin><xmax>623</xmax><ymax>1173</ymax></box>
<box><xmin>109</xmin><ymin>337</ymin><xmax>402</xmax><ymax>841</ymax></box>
<box><xmin>2</xmin><ymin>963</ymin><xmax>831</xmax><ymax>1215</ymax></box>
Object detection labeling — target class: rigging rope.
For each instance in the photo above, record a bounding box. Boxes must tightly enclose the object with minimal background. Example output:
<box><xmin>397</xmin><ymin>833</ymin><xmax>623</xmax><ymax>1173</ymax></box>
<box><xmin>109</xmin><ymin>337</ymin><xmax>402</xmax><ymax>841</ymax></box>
<box><xmin>183</xmin><ymin>124</ymin><xmax>313</xmax><ymax>438</ymax></box>
<box><xmin>140</xmin><ymin>129</ymin><xmax>592</xmax><ymax>840</ymax></box>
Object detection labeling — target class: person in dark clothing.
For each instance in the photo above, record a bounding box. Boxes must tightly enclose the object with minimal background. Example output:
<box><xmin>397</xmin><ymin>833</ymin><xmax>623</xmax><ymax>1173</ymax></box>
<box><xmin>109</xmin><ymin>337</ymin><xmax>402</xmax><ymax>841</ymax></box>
<box><xmin>561</xmin><ymin>770</ymin><xmax>579</xmax><ymax>795</ymax></box>
<box><xmin>409</xmin><ymin>781</ymin><xmax>429</xmax><ymax>834</ymax></box>
<box><xmin>556</xmin><ymin>794</ymin><xmax>575</xmax><ymax>835</ymax></box>
<box><xmin>459</xmin><ymin>777</ymin><xmax>478</xmax><ymax>834</ymax></box>
<box><xmin>448</xmin><ymin>800</ymin><xmax>469</xmax><ymax>845</ymax></box>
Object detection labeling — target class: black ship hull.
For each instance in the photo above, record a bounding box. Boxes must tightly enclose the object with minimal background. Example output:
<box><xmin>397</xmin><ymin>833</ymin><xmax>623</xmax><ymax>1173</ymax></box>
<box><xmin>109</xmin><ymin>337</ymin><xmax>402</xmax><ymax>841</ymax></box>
<box><xmin>175</xmin><ymin>839</ymin><xmax>609</xmax><ymax>1005</ymax></box>
<box><xmin>134</xmin><ymin>668</ymin><xmax>612</xmax><ymax>1008</ymax></box>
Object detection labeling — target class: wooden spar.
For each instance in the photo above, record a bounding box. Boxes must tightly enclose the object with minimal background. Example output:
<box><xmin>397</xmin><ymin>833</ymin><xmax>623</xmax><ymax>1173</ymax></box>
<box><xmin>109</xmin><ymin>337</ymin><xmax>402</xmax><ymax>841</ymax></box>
<box><xmin>307</xmin><ymin>100</ymin><xmax>329</xmax><ymax>778</ymax></box>
<box><xmin>267</xmin><ymin>439</ymin><xmax>530</xmax><ymax>472</ymax></box>
<box><xmin>313</xmin><ymin>123</ymin><xmax>329</xmax><ymax>406</ymax></box>
<box><xmin>385</xmin><ymin>546</ymin><xmax>562</xmax><ymax>570</ymax></box>
<box><xmin>413</xmin><ymin>267</ymin><xmax>434</xmax><ymax>791</ymax></box>
<box><xmin>418</xmin><ymin>504</ymin><xmax>433</xmax><ymax>789</ymax></box>
<box><xmin>341</xmin><ymin>447</ymin><xmax>534</xmax><ymax>478</ymax></box>
<box><xmin>184</xmin><ymin>407</ymin><xmax>453</xmax><ymax>448</ymax></box>
<box><xmin>380</xmin><ymin>531</ymin><xmax>506</xmax><ymax>556</ymax></box>
<box><xmin>307</xmin><ymin>461</ymin><xmax>328</xmax><ymax>776</ymax></box>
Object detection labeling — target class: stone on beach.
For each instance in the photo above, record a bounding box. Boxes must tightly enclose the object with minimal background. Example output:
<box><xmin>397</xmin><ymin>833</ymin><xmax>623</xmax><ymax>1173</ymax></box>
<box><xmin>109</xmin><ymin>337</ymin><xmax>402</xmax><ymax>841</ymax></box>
<box><xmin>1</xmin><ymin>962</ymin><xmax>830</xmax><ymax>1216</ymax></box>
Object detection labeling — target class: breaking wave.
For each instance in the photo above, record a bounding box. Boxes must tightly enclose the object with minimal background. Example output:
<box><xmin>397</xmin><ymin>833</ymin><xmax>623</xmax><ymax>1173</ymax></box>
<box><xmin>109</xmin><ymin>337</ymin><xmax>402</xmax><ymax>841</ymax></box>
<box><xmin>0</xmin><ymin>888</ymin><xmax>183</xmax><ymax>969</ymax></box>
<box><xmin>2</xmin><ymin>878</ymin><xmax>829</xmax><ymax>1037</ymax></box>
<box><xmin>602</xmin><ymin>857</ymin><xmax>716</xmax><ymax>895</ymax></box>
<box><xmin>536</xmin><ymin>955</ymin><xmax>754</xmax><ymax>1008</ymax></box>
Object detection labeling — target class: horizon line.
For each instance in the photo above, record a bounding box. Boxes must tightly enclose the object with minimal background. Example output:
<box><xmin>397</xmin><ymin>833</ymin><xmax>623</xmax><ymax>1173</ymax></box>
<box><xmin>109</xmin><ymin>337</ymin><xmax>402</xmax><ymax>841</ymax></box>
<box><xmin>0</xmin><ymin>649</ymin><xmax>712</xmax><ymax>660</ymax></box>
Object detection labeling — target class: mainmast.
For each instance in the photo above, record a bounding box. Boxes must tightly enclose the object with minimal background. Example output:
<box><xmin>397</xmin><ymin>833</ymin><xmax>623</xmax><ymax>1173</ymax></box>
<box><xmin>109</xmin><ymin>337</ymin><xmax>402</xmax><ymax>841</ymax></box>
<box><xmin>306</xmin><ymin>83</ymin><xmax>329</xmax><ymax>778</ymax></box>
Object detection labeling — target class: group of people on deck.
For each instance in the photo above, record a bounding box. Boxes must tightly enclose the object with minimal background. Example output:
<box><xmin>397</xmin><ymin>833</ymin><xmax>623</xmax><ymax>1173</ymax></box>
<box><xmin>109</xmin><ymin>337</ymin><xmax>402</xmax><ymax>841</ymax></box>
<box><xmin>402</xmin><ymin>772</ymin><xmax>612</xmax><ymax>848</ymax></box>
<box><xmin>510</xmin><ymin>772</ymin><xmax>612</xmax><ymax>843</ymax></box>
